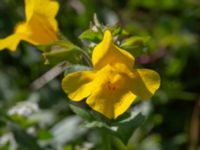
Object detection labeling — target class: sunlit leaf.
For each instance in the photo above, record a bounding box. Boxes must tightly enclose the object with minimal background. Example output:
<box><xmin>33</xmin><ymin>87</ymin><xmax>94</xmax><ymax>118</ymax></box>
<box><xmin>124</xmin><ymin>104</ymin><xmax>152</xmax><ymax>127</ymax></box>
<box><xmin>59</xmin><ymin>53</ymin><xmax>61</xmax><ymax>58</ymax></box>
<box><xmin>111</xmin><ymin>24</ymin><xmax>129</xmax><ymax>36</ymax></box>
<box><xmin>42</xmin><ymin>41</ymin><xmax>82</xmax><ymax>65</ymax></box>
<box><xmin>79</xmin><ymin>29</ymin><xmax>103</xmax><ymax>42</ymax></box>
<box><xmin>121</xmin><ymin>36</ymin><xmax>151</xmax><ymax>56</ymax></box>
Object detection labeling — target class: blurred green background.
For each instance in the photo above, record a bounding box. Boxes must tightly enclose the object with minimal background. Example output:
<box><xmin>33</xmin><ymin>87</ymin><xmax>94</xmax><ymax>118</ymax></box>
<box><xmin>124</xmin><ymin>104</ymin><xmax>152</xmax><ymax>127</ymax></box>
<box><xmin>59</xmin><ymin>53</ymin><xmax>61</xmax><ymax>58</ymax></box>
<box><xmin>0</xmin><ymin>0</ymin><xmax>200</xmax><ymax>149</ymax></box>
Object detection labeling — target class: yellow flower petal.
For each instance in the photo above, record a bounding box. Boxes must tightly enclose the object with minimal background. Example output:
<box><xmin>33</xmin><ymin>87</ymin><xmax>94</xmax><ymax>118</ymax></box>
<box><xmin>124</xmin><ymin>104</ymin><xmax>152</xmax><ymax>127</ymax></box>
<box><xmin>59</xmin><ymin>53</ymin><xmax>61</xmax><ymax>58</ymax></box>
<box><xmin>130</xmin><ymin>69</ymin><xmax>160</xmax><ymax>100</ymax></box>
<box><xmin>92</xmin><ymin>30</ymin><xmax>135</xmax><ymax>70</ymax></box>
<box><xmin>22</xmin><ymin>0</ymin><xmax>59</xmax><ymax>45</ymax></box>
<box><xmin>25</xmin><ymin>0</ymin><xmax>59</xmax><ymax>32</ymax></box>
<box><xmin>22</xmin><ymin>13</ymin><xmax>58</xmax><ymax>45</ymax></box>
<box><xmin>0</xmin><ymin>34</ymin><xmax>21</xmax><ymax>51</ymax></box>
<box><xmin>62</xmin><ymin>71</ymin><xmax>95</xmax><ymax>101</ymax></box>
<box><xmin>0</xmin><ymin>0</ymin><xmax>59</xmax><ymax>51</ymax></box>
<box><xmin>25</xmin><ymin>0</ymin><xmax>34</xmax><ymax>21</ymax></box>
<box><xmin>25</xmin><ymin>0</ymin><xmax>59</xmax><ymax>24</ymax></box>
<box><xmin>62</xmin><ymin>30</ymin><xmax>161</xmax><ymax>119</ymax></box>
<box><xmin>86</xmin><ymin>65</ymin><xmax>137</xmax><ymax>119</ymax></box>
<box><xmin>86</xmin><ymin>85</ymin><xmax>136</xmax><ymax>119</ymax></box>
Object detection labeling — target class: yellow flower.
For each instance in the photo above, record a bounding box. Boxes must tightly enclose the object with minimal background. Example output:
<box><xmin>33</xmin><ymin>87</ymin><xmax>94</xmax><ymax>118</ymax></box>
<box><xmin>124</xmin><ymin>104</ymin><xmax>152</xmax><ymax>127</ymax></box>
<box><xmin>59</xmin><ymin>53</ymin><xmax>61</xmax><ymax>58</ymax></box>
<box><xmin>0</xmin><ymin>0</ymin><xmax>59</xmax><ymax>51</ymax></box>
<box><xmin>62</xmin><ymin>30</ymin><xmax>160</xmax><ymax>119</ymax></box>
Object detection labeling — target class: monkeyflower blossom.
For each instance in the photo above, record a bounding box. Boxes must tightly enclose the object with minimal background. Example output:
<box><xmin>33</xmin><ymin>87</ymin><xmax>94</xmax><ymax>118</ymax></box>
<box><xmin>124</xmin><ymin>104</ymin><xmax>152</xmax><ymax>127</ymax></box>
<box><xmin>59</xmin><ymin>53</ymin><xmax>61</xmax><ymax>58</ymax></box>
<box><xmin>0</xmin><ymin>0</ymin><xmax>59</xmax><ymax>51</ymax></box>
<box><xmin>62</xmin><ymin>30</ymin><xmax>160</xmax><ymax>119</ymax></box>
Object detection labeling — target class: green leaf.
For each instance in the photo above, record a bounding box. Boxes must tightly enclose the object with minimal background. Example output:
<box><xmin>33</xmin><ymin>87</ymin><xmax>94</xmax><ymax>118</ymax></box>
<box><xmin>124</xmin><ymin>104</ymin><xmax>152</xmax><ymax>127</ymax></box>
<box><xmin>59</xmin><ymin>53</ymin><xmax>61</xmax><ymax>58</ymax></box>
<box><xmin>9</xmin><ymin>114</ymin><xmax>36</xmax><ymax>128</ymax></box>
<box><xmin>63</xmin><ymin>145</ymin><xmax>73</xmax><ymax>150</ymax></box>
<box><xmin>0</xmin><ymin>143</ymin><xmax>9</xmax><ymax>150</ymax></box>
<box><xmin>41</xmin><ymin>40</ymin><xmax>82</xmax><ymax>65</ymax></box>
<box><xmin>121</xmin><ymin>36</ymin><xmax>151</xmax><ymax>56</ymax></box>
<box><xmin>82</xmin><ymin>120</ymin><xmax>108</xmax><ymax>128</ymax></box>
<box><xmin>37</xmin><ymin>44</ymin><xmax>50</xmax><ymax>52</ymax></box>
<box><xmin>79</xmin><ymin>29</ymin><xmax>103</xmax><ymax>42</ymax></box>
<box><xmin>111</xmin><ymin>25</ymin><xmax>129</xmax><ymax>37</ymax></box>
<box><xmin>114</xmin><ymin>112</ymin><xmax>145</xmax><ymax>145</ymax></box>
<box><xmin>82</xmin><ymin>111</ymin><xmax>145</xmax><ymax>145</ymax></box>
<box><xmin>9</xmin><ymin>123</ymin><xmax>43</xmax><ymax>150</ymax></box>
<box><xmin>36</xmin><ymin>129</ymin><xmax>53</xmax><ymax>140</ymax></box>
<box><xmin>121</xmin><ymin>36</ymin><xmax>150</xmax><ymax>47</ymax></box>
<box><xmin>69</xmin><ymin>104</ymin><xmax>95</xmax><ymax>121</ymax></box>
<box><xmin>64</xmin><ymin>64</ymin><xmax>91</xmax><ymax>76</ymax></box>
<box><xmin>81</xmin><ymin>120</ymin><xmax>118</xmax><ymax>137</ymax></box>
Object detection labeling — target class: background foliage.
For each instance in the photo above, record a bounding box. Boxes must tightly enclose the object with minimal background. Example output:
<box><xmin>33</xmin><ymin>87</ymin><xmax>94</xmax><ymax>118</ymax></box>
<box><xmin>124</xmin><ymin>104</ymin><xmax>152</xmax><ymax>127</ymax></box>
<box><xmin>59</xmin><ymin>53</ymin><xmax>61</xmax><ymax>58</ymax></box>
<box><xmin>0</xmin><ymin>0</ymin><xmax>200</xmax><ymax>149</ymax></box>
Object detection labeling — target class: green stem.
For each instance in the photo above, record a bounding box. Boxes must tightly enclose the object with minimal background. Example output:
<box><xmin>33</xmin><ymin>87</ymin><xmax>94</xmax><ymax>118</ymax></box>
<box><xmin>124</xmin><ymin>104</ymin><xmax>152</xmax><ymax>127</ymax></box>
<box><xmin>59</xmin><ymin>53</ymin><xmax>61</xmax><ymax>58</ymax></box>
<box><xmin>101</xmin><ymin>128</ymin><xmax>112</xmax><ymax>150</ymax></box>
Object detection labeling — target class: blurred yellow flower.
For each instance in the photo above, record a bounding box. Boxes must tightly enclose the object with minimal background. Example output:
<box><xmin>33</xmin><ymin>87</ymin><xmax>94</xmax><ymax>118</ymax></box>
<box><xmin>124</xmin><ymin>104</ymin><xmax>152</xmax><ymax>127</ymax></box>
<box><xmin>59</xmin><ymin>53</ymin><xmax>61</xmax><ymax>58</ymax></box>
<box><xmin>0</xmin><ymin>0</ymin><xmax>59</xmax><ymax>51</ymax></box>
<box><xmin>62</xmin><ymin>30</ymin><xmax>160</xmax><ymax>119</ymax></box>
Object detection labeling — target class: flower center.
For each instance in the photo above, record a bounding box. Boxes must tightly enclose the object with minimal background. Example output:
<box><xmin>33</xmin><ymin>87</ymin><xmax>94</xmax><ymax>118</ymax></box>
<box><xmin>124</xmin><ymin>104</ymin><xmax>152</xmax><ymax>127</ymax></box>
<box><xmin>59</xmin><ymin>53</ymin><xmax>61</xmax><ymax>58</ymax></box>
<box><xmin>95</xmin><ymin>64</ymin><xmax>132</xmax><ymax>92</ymax></box>
<box><xmin>105</xmin><ymin>81</ymin><xmax>117</xmax><ymax>91</ymax></box>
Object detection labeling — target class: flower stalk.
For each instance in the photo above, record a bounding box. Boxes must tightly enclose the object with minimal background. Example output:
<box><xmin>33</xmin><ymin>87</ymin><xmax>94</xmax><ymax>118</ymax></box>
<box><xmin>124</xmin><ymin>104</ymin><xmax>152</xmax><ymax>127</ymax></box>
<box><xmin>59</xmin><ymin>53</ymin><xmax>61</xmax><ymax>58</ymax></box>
<box><xmin>101</xmin><ymin>128</ymin><xmax>112</xmax><ymax>150</ymax></box>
